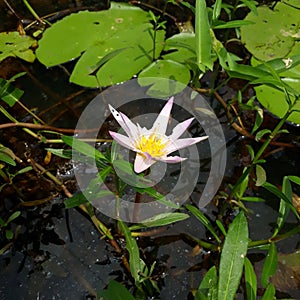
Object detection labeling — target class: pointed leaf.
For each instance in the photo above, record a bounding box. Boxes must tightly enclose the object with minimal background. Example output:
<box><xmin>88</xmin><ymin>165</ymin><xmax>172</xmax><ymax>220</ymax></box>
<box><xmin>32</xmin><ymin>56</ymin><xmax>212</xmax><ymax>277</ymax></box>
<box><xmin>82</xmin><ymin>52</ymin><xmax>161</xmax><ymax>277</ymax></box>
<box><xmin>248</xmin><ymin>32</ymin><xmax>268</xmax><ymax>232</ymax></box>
<box><xmin>119</xmin><ymin>220</ymin><xmax>142</xmax><ymax>284</ymax></box>
<box><xmin>261</xmin><ymin>243</ymin><xmax>278</xmax><ymax>288</ymax></box>
<box><xmin>218</xmin><ymin>211</ymin><xmax>248</xmax><ymax>300</ymax></box>
<box><xmin>244</xmin><ymin>257</ymin><xmax>257</xmax><ymax>300</ymax></box>
<box><xmin>129</xmin><ymin>212</ymin><xmax>189</xmax><ymax>230</ymax></box>
<box><xmin>186</xmin><ymin>204</ymin><xmax>221</xmax><ymax>243</ymax></box>
<box><xmin>196</xmin><ymin>266</ymin><xmax>218</xmax><ymax>300</ymax></box>
<box><xmin>195</xmin><ymin>0</ymin><xmax>213</xmax><ymax>70</ymax></box>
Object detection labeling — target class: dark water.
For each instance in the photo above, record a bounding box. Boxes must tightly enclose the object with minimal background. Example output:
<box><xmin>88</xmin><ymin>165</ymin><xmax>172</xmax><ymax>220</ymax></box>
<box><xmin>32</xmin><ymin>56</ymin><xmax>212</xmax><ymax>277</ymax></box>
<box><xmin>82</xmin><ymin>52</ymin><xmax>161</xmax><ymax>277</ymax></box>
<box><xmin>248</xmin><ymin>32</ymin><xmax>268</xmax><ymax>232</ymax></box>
<box><xmin>1</xmin><ymin>1</ymin><xmax>300</xmax><ymax>299</ymax></box>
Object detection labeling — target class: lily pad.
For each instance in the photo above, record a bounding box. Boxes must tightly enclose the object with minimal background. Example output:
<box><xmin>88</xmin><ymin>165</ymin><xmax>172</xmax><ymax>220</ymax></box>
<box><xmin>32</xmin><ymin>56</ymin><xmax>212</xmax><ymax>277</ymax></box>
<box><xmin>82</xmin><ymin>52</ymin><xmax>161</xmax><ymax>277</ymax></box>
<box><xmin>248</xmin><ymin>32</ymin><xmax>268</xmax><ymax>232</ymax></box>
<box><xmin>0</xmin><ymin>32</ymin><xmax>37</xmax><ymax>63</ymax></box>
<box><xmin>254</xmin><ymin>79</ymin><xmax>300</xmax><ymax>124</ymax></box>
<box><xmin>70</xmin><ymin>23</ymin><xmax>164</xmax><ymax>87</ymax></box>
<box><xmin>162</xmin><ymin>32</ymin><xmax>196</xmax><ymax>64</ymax></box>
<box><xmin>138</xmin><ymin>60</ymin><xmax>191</xmax><ymax>97</ymax></box>
<box><xmin>241</xmin><ymin>0</ymin><xmax>300</xmax><ymax>61</ymax></box>
<box><xmin>36</xmin><ymin>2</ymin><xmax>165</xmax><ymax>87</ymax></box>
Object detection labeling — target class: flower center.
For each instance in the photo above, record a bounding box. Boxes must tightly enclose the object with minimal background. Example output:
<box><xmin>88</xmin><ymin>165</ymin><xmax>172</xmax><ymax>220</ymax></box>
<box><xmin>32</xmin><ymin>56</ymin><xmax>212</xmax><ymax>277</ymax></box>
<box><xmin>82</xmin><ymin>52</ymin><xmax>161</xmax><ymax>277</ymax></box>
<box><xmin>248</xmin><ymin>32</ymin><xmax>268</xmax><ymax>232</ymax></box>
<box><xmin>136</xmin><ymin>134</ymin><xmax>167</xmax><ymax>157</ymax></box>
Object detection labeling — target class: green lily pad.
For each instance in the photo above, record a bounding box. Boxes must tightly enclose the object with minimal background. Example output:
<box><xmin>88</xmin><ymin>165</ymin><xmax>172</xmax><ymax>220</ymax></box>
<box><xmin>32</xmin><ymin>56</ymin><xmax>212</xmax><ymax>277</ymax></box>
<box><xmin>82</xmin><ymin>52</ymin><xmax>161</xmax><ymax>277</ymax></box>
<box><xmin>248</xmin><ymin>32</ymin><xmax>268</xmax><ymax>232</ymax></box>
<box><xmin>241</xmin><ymin>0</ymin><xmax>300</xmax><ymax>61</ymax></box>
<box><xmin>0</xmin><ymin>32</ymin><xmax>37</xmax><ymax>63</ymax></box>
<box><xmin>138</xmin><ymin>60</ymin><xmax>191</xmax><ymax>97</ymax></box>
<box><xmin>70</xmin><ymin>23</ymin><xmax>164</xmax><ymax>87</ymax></box>
<box><xmin>162</xmin><ymin>32</ymin><xmax>196</xmax><ymax>64</ymax></box>
<box><xmin>254</xmin><ymin>79</ymin><xmax>300</xmax><ymax>124</ymax></box>
<box><xmin>36</xmin><ymin>2</ymin><xmax>165</xmax><ymax>87</ymax></box>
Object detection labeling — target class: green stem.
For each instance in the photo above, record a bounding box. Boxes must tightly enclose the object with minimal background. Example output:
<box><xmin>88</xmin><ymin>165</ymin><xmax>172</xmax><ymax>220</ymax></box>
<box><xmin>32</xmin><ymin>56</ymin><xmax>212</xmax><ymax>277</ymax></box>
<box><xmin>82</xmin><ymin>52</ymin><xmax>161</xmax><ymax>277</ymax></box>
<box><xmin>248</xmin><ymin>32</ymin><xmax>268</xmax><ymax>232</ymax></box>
<box><xmin>22</xmin><ymin>0</ymin><xmax>51</xmax><ymax>26</ymax></box>
<box><xmin>230</xmin><ymin>108</ymin><xmax>292</xmax><ymax>198</ymax></box>
<box><xmin>249</xmin><ymin>224</ymin><xmax>300</xmax><ymax>248</ymax></box>
<box><xmin>0</xmin><ymin>106</ymin><xmax>41</xmax><ymax>140</ymax></box>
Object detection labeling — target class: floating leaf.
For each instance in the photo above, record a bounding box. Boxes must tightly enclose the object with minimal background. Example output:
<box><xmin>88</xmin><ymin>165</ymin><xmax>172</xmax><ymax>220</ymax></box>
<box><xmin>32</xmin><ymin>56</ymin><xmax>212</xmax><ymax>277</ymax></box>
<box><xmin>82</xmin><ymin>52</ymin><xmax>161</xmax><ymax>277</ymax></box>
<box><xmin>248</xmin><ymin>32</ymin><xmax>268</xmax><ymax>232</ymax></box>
<box><xmin>218</xmin><ymin>211</ymin><xmax>248</xmax><ymax>300</ymax></box>
<box><xmin>162</xmin><ymin>32</ymin><xmax>196</xmax><ymax>64</ymax></box>
<box><xmin>138</xmin><ymin>60</ymin><xmax>190</xmax><ymax>97</ymax></box>
<box><xmin>241</xmin><ymin>1</ymin><xmax>300</xmax><ymax>61</ymax></box>
<box><xmin>36</xmin><ymin>3</ymin><xmax>165</xmax><ymax>87</ymax></box>
<box><xmin>0</xmin><ymin>32</ymin><xmax>37</xmax><ymax>63</ymax></box>
<box><xmin>254</xmin><ymin>81</ymin><xmax>300</xmax><ymax>124</ymax></box>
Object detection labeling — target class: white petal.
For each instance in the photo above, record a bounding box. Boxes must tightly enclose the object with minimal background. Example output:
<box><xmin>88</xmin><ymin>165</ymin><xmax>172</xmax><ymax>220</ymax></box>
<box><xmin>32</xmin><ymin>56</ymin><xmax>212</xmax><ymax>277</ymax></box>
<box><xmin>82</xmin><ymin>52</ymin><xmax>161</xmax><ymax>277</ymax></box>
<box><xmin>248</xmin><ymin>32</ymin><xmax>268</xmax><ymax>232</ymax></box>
<box><xmin>134</xmin><ymin>153</ymin><xmax>157</xmax><ymax>173</ymax></box>
<box><xmin>169</xmin><ymin>117</ymin><xmax>194</xmax><ymax>141</ymax></box>
<box><xmin>165</xmin><ymin>136</ymin><xmax>208</xmax><ymax>154</ymax></box>
<box><xmin>109</xmin><ymin>131</ymin><xmax>136</xmax><ymax>151</ymax></box>
<box><xmin>158</xmin><ymin>155</ymin><xmax>187</xmax><ymax>163</ymax></box>
<box><xmin>109</xmin><ymin>105</ymin><xmax>138</xmax><ymax>139</ymax></box>
<box><xmin>119</xmin><ymin>112</ymin><xmax>139</xmax><ymax>140</ymax></box>
<box><xmin>151</xmin><ymin>97</ymin><xmax>174</xmax><ymax>135</ymax></box>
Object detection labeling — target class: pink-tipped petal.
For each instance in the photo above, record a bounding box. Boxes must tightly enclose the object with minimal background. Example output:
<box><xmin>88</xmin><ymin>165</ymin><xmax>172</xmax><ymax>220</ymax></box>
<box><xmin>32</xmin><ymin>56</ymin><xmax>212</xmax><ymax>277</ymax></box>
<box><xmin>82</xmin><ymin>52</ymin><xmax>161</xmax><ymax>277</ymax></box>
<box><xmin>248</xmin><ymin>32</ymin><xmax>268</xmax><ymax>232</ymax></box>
<box><xmin>169</xmin><ymin>117</ymin><xmax>194</xmax><ymax>141</ymax></box>
<box><xmin>119</xmin><ymin>112</ymin><xmax>139</xmax><ymax>140</ymax></box>
<box><xmin>151</xmin><ymin>97</ymin><xmax>174</xmax><ymax>135</ymax></box>
<box><xmin>109</xmin><ymin>105</ymin><xmax>137</xmax><ymax>139</ymax></box>
<box><xmin>134</xmin><ymin>153</ymin><xmax>156</xmax><ymax>173</ymax></box>
<box><xmin>109</xmin><ymin>131</ymin><xmax>136</xmax><ymax>151</ymax></box>
<box><xmin>159</xmin><ymin>155</ymin><xmax>187</xmax><ymax>163</ymax></box>
<box><xmin>165</xmin><ymin>136</ymin><xmax>208</xmax><ymax>154</ymax></box>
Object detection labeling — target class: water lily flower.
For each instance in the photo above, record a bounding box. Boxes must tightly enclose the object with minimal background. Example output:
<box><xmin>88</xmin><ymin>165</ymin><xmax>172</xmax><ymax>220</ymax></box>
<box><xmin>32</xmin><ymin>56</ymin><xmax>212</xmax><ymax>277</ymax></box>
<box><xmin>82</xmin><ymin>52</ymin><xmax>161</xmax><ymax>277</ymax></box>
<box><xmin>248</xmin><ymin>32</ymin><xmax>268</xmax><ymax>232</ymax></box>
<box><xmin>109</xmin><ymin>97</ymin><xmax>208</xmax><ymax>173</ymax></box>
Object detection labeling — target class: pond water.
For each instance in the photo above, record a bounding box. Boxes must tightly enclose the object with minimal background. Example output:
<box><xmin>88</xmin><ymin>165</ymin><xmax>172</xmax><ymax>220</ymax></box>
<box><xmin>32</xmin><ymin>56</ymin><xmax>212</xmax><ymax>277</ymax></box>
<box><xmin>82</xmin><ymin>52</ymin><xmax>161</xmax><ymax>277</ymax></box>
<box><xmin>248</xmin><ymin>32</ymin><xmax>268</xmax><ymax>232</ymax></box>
<box><xmin>1</xmin><ymin>1</ymin><xmax>300</xmax><ymax>299</ymax></box>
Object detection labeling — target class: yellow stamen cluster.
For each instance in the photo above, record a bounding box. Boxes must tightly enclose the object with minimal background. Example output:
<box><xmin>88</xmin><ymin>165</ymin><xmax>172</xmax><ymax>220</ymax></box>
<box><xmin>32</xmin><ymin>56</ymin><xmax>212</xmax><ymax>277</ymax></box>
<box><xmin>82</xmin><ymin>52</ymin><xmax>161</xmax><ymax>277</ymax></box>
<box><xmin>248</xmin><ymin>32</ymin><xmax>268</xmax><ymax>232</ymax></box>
<box><xmin>136</xmin><ymin>134</ymin><xmax>167</xmax><ymax>157</ymax></box>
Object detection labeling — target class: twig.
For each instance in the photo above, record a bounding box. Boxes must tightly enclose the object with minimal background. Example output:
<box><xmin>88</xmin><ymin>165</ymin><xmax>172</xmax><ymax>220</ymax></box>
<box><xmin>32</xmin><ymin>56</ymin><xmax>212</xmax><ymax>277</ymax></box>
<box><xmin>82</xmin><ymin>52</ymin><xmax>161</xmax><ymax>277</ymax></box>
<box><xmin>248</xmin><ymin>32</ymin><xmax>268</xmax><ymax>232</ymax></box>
<box><xmin>196</xmin><ymin>88</ymin><xmax>299</xmax><ymax>148</ymax></box>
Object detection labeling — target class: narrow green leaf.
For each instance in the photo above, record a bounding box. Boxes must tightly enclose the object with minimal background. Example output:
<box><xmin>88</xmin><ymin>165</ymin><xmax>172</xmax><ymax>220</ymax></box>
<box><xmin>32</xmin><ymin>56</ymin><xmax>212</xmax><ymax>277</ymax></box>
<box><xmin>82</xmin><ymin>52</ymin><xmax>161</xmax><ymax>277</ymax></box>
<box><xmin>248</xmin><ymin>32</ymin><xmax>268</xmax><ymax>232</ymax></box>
<box><xmin>62</xmin><ymin>135</ymin><xmax>107</xmax><ymax>162</ymax></box>
<box><xmin>244</xmin><ymin>257</ymin><xmax>257</xmax><ymax>300</ymax></box>
<box><xmin>119</xmin><ymin>220</ymin><xmax>141</xmax><ymax>284</ymax></box>
<box><xmin>261</xmin><ymin>283</ymin><xmax>276</xmax><ymax>300</ymax></box>
<box><xmin>255</xmin><ymin>129</ymin><xmax>271</xmax><ymax>141</ymax></box>
<box><xmin>261</xmin><ymin>243</ymin><xmax>278</xmax><ymax>288</ymax></box>
<box><xmin>129</xmin><ymin>212</ymin><xmax>189</xmax><ymax>230</ymax></box>
<box><xmin>0</xmin><ymin>145</ymin><xmax>16</xmax><ymax>166</ymax></box>
<box><xmin>213</xmin><ymin>20</ymin><xmax>254</xmax><ymax>29</ymax></box>
<box><xmin>236</xmin><ymin>167</ymin><xmax>249</xmax><ymax>198</ymax></box>
<box><xmin>195</xmin><ymin>0</ymin><xmax>213</xmax><ymax>71</ymax></box>
<box><xmin>6</xmin><ymin>211</ymin><xmax>21</xmax><ymax>225</ymax></box>
<box><xmin>186</xmin><ymin>204</ymin><xmax>221</xmax><ymax>243</ymax></box>
<box><xmin>218</xmin><ymin>211</ymin><xmax>248</xmax><ymax>300</ymax></box>
<box><xmin>241</xmin><ymin>197</ymin><xmax>265</xmax><ymax>202</ymax></box>
<box><xmin>97</xmin><ymin>280</ymin><xmax>136</xmax><ymax>300</ymax></box>
<box><xmin>89</xmin><ymin>47</ymin><xmax>127</xmax><ymax>76</ymax></box>
<box><xmin>64</xmin><ymin>193</ymin><xmax>88</xmax><ymax>208</ymax></box>
<box><xmin>196</xmin><ymin>266</ymin><xmax>218</xmax><ymax>300</ymax></box>
<box><xmin>288</xmin><ymin>175</ymin><xmax>300</xmax><ymax>185</ymax></box>
<box><xmin>14</xmin><ymin>166</ymin><xmax>33</xmax><ymax>176</ymax></box>
<box><xmin>216</xmin><ymin>220</ymin><xmax>227</xmax><ymax>236</ymax></box>
<box><xmin>273</xmin><ymin>176</ymin><xmax>292</xmax><ymax>237</ymax></box>
<box><xmin>5</xmin><ymin>230</ymin><xmax>13</xmax><ymax>240</ymax></box>
<box><xmin>212</xmin><ymin>0</ymin><xmax>222</xmax><ymax>22</ymax></box>
<box><xmin>263</xmin><ymin>182</ymin><xmax>300</xmax><ymax>220</ymax></box>
<box><xmin>255</xmin><ymin>164</ymin><xmax>266</xmax><ymax>187</ymax></box>
<box><xmin>45</xmin><ymin>148</ymin><xmax>72</xmax><ymax>159</ymax></box>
